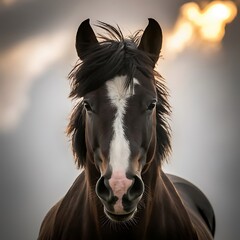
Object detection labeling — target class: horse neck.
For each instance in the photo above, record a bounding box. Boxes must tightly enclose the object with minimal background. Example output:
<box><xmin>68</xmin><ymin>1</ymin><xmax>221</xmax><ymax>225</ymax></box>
<box><xmin>141</xmin><ymin>161</ymin><xmax>199</xmax><ymax>239</ymax></box>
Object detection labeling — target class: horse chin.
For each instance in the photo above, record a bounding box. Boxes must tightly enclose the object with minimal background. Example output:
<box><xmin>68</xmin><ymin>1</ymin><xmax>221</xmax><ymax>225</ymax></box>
<box><xmin>104</xmin><ymin>208</ymin><xmax>137</xmax><ymax>222</ymax></box>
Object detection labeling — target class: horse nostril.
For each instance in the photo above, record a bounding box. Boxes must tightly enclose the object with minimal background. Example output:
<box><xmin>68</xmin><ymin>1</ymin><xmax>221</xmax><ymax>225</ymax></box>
<box><xmin>96</xmin><ymin>176</ymin><xmax>114</xmax><ymax>203</ymax></box>
<box><xmin>127</xmin><ymin>176</ymin><xmax>144</xmax><ymax>201</ymax></box>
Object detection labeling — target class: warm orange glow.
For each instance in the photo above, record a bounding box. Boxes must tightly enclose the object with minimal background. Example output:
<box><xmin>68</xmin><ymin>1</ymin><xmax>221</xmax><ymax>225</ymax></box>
<box><xmin>1</xmin><ymin>0</ymin><xmax>16</xmax><ymax>6</ymax></box>
<box><xmin>166</xmin><ymin>1</ymin><xmax>238</xmax><ymax>56</ymax></box>
<box><xmin>166</xmin><ymin>19</ymin><xmax>194</xmax><ymax>55</ymax></box>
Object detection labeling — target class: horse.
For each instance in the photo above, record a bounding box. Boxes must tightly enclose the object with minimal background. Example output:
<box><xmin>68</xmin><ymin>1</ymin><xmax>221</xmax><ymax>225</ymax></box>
<box><xmin>38</xmin><ymin>18</ymin><xmax>215</xmax><ymax>240</ymax></box>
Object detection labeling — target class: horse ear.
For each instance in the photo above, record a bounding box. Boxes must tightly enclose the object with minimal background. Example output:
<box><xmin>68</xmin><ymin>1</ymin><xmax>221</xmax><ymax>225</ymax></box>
<box><xmin>138</xmin><ymin>18</ymin><xmax>162</xmax><ymax>66</ymax></box>
<box><xmin>76</xmin><ymin>19</ymin><xmax>98</xmax><ymax>60</ymax></box>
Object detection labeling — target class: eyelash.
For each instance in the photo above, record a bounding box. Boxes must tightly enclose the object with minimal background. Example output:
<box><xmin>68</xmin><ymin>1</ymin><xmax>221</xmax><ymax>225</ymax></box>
<box><xmin>147</xmin><ymin>100</ymin><xmax>157</xmax><ymax>111</ymax></box>
<box><xmin>83</xmin><ymin>101</ymin><xmax>92</xmax><ymax>112</ymax></box>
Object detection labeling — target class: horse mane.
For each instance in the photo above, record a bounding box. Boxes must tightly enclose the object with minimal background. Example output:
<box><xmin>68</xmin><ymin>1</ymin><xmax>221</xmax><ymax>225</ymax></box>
<box><xmin>67</xmin><ymin>21</ymin><xmax>171</xmax><ymax>168</ymax></box>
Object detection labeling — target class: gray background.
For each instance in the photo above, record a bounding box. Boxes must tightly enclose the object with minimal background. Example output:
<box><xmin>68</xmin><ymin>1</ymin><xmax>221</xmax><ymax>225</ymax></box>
<box><xmin>0</xmin><ymin>0</ymin><xmax>239</xmax><ymax>239</ymax></box>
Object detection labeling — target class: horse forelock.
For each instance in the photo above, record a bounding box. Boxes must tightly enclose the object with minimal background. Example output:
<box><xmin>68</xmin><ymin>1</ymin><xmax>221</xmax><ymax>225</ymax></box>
<box><xmin>67</xmin><ymin>22</ymin><xmax>171</xmax><ymax>169</ymax></box>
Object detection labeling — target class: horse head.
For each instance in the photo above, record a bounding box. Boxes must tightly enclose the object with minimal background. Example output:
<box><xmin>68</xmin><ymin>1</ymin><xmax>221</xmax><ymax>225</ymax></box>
<box><xmin>67</xmin><ymin>18</ymin><xmax>171</xmax><ymax>222</ymax></box>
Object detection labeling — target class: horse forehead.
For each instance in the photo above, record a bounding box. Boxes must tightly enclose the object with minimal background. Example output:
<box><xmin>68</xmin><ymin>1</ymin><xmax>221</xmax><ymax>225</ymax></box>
<box><xmin>105</xmin><ymin>76</ymin><xmax>139</xmax><ymax>103</ymax></box>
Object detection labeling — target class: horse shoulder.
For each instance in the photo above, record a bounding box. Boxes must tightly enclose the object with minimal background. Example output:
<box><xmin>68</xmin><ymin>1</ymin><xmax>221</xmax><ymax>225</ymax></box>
<box><xmin>38</xmin><ymin>172</ymin><xmax>86</xmax><ymax>240</ymax></box>
<box><xmin>38</xmin><ymin>199</ymin><xmax>62</xmax><ymax>240</ymax></box>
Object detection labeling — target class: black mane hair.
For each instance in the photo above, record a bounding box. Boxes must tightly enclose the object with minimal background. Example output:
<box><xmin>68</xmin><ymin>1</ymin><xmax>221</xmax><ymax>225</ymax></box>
<box><xmin>67</xmin><ymin>21</ymin><xmax>171</xmax><ymax>168</ymax></box>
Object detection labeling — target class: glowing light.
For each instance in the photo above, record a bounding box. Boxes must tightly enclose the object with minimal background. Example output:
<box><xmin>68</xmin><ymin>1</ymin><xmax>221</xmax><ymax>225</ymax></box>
<box><xmin>167</xmin><ymin>21</ymin><xmax>194</xmax><ymax>54</ymax></box>
<box><xmin>166</xmin><ymin>1</ymin><xmax>238</xmax><ymax>56</ymax></box>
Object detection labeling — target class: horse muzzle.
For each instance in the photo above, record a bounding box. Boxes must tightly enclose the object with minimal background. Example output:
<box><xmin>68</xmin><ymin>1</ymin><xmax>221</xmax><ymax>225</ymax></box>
<box><xmin>95</xmin><ymin>172</ymin><xmax>144</xmax><ymax>222</ymax></box>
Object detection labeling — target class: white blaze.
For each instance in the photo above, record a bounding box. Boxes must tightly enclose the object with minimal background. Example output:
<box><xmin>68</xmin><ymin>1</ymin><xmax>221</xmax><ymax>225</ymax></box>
<box><xmin>106</xmin><ymin>76</ymin><xmax>132</xmax><ymax>172</ymax></box>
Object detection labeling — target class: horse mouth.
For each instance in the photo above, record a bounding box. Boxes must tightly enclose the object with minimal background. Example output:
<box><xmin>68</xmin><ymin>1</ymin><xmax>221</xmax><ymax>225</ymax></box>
<box><xmin>105</xmin><ymin>209</ymin><xmax>136</xmax><ymax>222</ymax></box>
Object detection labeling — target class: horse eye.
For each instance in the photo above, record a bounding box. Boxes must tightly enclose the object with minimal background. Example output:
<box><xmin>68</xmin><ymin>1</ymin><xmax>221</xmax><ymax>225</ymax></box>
<box><xmin>83</xmin><ymin>101</ymin><xmax>92</xmax><ymax>112</ymax></box>
<box><xmin>147</xmin><ymin>100</ymin><xmax>157</xmax><ymax>111</ymax></box>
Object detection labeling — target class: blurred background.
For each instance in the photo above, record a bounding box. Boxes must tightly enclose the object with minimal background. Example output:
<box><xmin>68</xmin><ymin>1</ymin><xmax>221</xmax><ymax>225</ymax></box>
<box><xmin>0</xmin><ymin>0</ymin><xmax>239</xmax><ymax>239</ymax></box>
